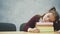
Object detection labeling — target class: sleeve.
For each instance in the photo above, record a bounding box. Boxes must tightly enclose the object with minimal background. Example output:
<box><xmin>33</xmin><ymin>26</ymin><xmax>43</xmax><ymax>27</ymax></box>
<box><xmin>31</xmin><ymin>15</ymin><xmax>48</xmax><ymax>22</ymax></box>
<box><xmin>23</xmin><ymin>15</ymin><xmax>40</xmax><ymax>32</ymax></box>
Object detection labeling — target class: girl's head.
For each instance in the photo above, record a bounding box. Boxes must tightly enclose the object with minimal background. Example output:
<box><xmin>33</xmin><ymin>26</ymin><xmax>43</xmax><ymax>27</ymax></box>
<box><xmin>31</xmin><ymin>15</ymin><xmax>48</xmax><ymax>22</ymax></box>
<box><xmin>43</xmin><ymin>7</ymin><xmax>59</xmax><ymax>22</ymax></box>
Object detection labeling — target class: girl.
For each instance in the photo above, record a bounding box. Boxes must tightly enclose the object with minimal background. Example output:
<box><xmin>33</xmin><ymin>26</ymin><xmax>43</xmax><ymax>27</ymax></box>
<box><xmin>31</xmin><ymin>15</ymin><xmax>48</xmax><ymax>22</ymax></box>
<box><xmin>23</xmin><ymin>7</ymin><xmax>60</xmax><ymax>32</ymax></box>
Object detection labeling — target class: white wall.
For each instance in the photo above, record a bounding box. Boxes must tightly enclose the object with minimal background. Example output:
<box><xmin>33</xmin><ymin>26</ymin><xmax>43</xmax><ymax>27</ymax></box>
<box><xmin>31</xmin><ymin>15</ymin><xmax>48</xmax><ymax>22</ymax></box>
<box><xmin>0</xmin><ymin>0</ymin><xmax>60</xmax><ymax>31</ymax></box>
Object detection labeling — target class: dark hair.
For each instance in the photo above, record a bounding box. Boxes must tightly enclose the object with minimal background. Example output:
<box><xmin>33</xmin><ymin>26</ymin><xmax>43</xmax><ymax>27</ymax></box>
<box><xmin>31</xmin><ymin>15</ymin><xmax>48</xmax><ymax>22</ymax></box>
<box><xmin>49</xmin><ymin>7</ymin><xmax>56</xmax><ymax>11</ymax></box>
<box><xmin>43</xmin><ymin>7</ymin><xmax>59</xmax><ymax>22</ymax></box>
<box><xmin>49</xmin><ymin>7</ymin><xmax>59</xmax><ymax>21</ymax></box>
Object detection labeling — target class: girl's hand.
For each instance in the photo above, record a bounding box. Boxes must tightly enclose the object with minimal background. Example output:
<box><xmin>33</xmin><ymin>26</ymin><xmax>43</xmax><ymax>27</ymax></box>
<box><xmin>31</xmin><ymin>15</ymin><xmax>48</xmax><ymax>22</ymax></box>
<box><xmin>28</xmin><ymin>28</ymin><xmax>40</xmax><ymax>33</ymax></box>
<box><xmin>33</xmin><ymin>28</ymin><xmax>40</xmax><ymax>33</ymax></box>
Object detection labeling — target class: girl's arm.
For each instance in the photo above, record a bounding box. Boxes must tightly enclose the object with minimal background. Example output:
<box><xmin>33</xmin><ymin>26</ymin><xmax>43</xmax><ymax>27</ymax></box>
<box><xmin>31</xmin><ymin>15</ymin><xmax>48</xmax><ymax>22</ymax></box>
<box><xmin>23</xmin><ymin>15</ymin><xmax>40</xmax><ymax>32</ymax></box>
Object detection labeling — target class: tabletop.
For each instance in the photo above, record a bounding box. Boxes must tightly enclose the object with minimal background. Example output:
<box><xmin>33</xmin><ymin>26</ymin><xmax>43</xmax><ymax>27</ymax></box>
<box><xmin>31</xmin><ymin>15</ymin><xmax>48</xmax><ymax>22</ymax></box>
<box><xmin>0</xmin><ymin>31</ymin><xmax>60</xmax><ymax>34</ymax></box>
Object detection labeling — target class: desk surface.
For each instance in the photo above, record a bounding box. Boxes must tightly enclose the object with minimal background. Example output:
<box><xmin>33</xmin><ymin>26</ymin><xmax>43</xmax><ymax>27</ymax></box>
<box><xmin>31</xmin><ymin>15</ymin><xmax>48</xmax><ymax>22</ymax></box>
<box><xmin>0</xmin><ymin>32</ymin><xmax>60</xmax><ymax>34</ymax></box>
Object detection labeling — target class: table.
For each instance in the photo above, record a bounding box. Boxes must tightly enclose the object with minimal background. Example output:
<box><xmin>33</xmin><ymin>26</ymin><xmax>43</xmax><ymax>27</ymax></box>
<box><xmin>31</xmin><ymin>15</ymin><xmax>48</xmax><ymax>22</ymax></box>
<box><xmin>0</xmin><ymin>32</ymin><xmax>60</xmax><ymax>34</ymax></box>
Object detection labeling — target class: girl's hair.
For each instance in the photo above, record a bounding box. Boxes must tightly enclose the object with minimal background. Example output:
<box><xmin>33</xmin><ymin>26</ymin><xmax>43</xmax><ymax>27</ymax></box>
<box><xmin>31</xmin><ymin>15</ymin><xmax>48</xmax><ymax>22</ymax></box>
<box><xmin>42</xmin><ymin>7</ymin><xmax>59</xmax><ymax>22</ymax></box>
<box><xmin>49</xmin><ymin>7</ymin><xmax>59</xmax><ymax>22</ymax></box>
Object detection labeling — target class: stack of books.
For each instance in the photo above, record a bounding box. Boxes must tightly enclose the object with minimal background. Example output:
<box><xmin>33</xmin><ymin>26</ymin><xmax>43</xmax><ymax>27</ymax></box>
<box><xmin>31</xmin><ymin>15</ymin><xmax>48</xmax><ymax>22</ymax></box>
<box><xmin>36</xmin><ymin>22</ymin><xmax>54</xmax><ymax>32</ymax></box>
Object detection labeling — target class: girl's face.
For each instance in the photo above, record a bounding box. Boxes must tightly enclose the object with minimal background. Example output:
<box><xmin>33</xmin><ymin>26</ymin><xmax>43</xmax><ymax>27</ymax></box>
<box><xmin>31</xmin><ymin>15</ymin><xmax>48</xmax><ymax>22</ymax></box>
<box><xmin>43</xmin><ymin>13</ymin><xmax>56</xmax><ymax>22</ymax></box>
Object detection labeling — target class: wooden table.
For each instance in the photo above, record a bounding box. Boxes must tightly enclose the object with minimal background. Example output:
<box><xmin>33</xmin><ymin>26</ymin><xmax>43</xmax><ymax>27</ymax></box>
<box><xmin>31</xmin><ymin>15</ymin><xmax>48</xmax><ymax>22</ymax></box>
<box><xmin>0</xmin><ymin>32</ymin><xmax>60</xmax><ymax>34</ymax></box>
